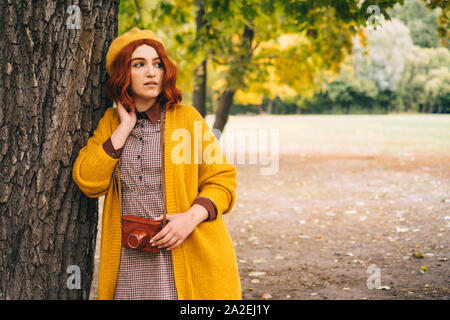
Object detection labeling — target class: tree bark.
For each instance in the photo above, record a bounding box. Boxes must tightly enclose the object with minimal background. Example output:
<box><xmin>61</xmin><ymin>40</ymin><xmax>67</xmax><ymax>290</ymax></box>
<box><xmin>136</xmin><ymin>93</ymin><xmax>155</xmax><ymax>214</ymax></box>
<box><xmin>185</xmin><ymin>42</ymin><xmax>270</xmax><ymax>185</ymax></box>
<box><xmin>267</xmin><ymin>99</ymin><xmax>273</xmax><ymax>114</ymax></box>
<box><xmin>213</xmin><ymin>23</ymin><xmax>254</xmax><ymax>136</ymax></box>
<box><xmin>193</xmin><ymin>0</ymin><xmax>207</xmax><ymax>117</ymax></box>
<box><xmin>0</xmin><ymin>0</ymin><xmax>119</xmax><ymax>299</ymax></box>
<box><xmin>213</xmin><ymin>90</ymin><xmax>236</xmax><ymax>139</ymax></box>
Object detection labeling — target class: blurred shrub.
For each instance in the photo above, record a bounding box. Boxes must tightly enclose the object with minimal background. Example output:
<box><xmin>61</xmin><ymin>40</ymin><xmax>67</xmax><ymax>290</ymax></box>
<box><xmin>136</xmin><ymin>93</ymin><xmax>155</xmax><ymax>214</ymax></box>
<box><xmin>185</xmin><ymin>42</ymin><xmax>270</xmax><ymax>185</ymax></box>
<box><xmin>397</xmin><ymin>46</ymin><xmax>450</xmax><ymax>113</ymax></box>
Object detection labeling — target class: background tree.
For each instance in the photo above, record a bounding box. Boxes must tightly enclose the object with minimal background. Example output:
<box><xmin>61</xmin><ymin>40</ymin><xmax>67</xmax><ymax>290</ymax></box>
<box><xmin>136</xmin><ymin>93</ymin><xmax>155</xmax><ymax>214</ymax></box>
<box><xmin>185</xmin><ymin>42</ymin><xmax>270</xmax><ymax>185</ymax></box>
<box><xmin>397</xmin><ymin>46</ymin><xmax>450</xmax><ymax>113</ymax></box>
<box><xmin>207</xmin><ymin>0</ymin><xmax>403</xmax><ymax>134</ymax></box>
<box><xmin>389</xmin><ymin>0</ymin><xmax>443</xmax><ymax>48</ymax></box>
<box><xmin>193</xmin><ymin>0</ymin><xmax>208</xmax><ymax>117</ymax></box>
<box><xmin>0</xmin><ymin>0</ymin><xmax>119</xmax><ymax>299</ymax></box>
<box><xmin>118</xmin><ymin>0</ymin><xmax>403</xmax><ymax>134</ymax></box>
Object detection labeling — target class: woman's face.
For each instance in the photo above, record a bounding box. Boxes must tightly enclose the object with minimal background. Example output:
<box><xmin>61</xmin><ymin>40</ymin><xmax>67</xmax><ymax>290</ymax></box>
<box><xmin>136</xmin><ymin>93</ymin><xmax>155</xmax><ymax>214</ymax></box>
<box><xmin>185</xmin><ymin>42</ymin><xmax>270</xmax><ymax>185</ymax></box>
<box><xmin>130</xmin><ymin>44</ymin><xmax>165</xmax><ymax>103</ymax></box>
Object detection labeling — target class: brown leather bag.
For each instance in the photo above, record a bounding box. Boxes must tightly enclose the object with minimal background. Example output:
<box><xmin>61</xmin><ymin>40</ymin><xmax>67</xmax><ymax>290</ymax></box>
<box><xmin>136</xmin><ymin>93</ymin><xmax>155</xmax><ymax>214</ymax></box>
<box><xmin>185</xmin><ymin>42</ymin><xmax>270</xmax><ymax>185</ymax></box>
<box><xmin>121</xmin><ymin>215</ymin><xmax>162</xmax><ymax>253</ymax></box>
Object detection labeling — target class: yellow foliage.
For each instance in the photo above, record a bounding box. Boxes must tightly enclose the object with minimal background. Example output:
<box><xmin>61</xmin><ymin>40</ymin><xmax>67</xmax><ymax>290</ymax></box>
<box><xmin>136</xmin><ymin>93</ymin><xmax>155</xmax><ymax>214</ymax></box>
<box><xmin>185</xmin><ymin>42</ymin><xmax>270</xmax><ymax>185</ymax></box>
<box><xmin>234</xmin><ymin>90</ymin><xmax>262</xmax><ymax>105</ymax></box>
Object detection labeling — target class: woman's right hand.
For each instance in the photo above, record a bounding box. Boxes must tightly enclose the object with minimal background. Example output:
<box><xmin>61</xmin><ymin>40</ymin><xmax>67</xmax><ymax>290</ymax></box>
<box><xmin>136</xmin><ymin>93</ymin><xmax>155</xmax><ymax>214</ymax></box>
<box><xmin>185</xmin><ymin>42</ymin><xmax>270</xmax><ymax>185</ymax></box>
<box><xmin>110</xmin><ymin>101</ymin><xmax>137</xmax><ymax>151</ymax></box>
<box><xmin>116</xmin><ymin>100</ymin><xmax>137</xmax><ymax>132</ymax></box>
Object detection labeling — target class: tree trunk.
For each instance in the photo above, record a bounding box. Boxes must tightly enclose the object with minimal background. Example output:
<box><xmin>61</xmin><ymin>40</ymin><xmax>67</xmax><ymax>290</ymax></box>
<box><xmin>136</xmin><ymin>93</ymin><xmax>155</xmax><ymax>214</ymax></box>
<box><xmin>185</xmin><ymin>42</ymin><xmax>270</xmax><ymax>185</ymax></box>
<box><xmin>267</xmin><ymin>99</ymin><xmax>273</xmax><ymax>114</ymax></box>
<box><xmin>0</xmin><ymin>0</ymin><xmax>119</xmax><ymax>299</ymax></box>
<box><xmin>213</xmin><ymin>90</ymin><xmax>236</xmax><ymax>139</ymax></box>
<box><xmin>213</xmin><ymin>24</ymin><xmax>254</xmax><ymax>136</ymax></box>
<box><xmin>193</xmin><ymin>0</ymin><xmax>207</xmax><ymax>117</ymax></box>
<box><xmin>193</xmin><ymin>59</ymin><xmax>207</xmax><ymax>117</ymax></box>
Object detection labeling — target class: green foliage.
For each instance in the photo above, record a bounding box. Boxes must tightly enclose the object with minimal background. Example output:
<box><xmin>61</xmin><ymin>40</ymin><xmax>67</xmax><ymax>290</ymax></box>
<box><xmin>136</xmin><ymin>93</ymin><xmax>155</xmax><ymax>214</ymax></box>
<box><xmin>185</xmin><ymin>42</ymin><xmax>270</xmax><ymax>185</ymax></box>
<box><xmin>354</xmin><ymin>18</ymin><xmax>414</xmax><ymax>92</ymax></box>
<box><xmin>389</xmin><ymin>0</ymin><xmax>442</xmax><ymax>48</ymax></box>
<box><xmin>397</xmin><ymin>46</ymin><xmax>450</xmax><ymax>113</ymax></box>
<box><xmin>326</xmin><ymin>73</ymin><xmax>379</xmax><ymax>114</ymax></box>
<box><xmin>422</xmin><ymin>0</ymin><xmax>450</xmax><ymax>47</ymax></box>
<box><xmin>118</xmin><ymin>0</ymin><xmax>403</xmax><ymax>107</ymax></box>
<box><xmin>118</xmin><ymin>0</ymin><xmax>450</xmax><ymax>116</ymax></box>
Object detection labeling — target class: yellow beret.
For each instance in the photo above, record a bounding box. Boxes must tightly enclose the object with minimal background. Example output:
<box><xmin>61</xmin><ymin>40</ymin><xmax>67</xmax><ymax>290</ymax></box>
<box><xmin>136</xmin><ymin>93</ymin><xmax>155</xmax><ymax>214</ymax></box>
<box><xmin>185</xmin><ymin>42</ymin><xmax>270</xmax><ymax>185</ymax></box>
<box><xmin>106</xmin><ymin>27</ymin><xmax>164</xmax><ymax>75</ymax></box>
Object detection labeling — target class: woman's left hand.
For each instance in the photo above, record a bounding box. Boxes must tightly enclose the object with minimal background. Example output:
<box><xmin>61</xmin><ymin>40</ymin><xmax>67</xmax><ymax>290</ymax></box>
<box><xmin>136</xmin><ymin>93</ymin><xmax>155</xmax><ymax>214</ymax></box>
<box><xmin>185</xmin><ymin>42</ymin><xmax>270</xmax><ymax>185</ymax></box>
<box><xmin>150</xmin><ymin>211</ymin><xmax>201</xmax><ymax>250</ymax></box>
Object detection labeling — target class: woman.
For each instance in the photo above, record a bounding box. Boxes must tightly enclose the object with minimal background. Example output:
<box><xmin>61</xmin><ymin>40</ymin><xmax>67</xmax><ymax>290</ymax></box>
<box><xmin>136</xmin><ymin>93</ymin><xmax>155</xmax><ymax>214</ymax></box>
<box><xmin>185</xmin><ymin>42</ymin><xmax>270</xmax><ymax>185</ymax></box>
<box><xmin>72</xmin><ymin>28</ymin><xmax>241</xmax><ymax>300</ymax></box>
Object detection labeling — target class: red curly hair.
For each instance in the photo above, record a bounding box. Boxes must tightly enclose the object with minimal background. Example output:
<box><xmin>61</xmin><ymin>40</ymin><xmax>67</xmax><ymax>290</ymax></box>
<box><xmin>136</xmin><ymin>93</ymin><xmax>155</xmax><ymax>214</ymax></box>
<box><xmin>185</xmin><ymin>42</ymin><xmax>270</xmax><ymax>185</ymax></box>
<box><xmin>106</xmin><ymin>39</ymin><xmax>182</xmax><ymax>109</ymax></box>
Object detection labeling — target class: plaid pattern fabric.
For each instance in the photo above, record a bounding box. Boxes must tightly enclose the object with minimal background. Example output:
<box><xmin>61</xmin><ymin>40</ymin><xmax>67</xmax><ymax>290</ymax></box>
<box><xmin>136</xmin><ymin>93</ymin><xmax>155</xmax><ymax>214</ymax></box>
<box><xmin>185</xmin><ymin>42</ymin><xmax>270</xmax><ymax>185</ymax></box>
<box><xmin>113</xmin><ymin>105</ymin><xmax>178</xmax><ymax>300</ymax></box>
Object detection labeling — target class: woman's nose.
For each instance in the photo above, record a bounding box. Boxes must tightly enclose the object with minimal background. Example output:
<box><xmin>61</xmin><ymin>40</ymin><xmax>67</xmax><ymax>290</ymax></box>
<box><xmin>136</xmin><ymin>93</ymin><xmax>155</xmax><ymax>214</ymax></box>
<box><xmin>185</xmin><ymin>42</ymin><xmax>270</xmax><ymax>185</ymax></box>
<box><xmin>146</xmin><ymin>65</ymin><xmax>156</xmax><ymax>77</ymax></box>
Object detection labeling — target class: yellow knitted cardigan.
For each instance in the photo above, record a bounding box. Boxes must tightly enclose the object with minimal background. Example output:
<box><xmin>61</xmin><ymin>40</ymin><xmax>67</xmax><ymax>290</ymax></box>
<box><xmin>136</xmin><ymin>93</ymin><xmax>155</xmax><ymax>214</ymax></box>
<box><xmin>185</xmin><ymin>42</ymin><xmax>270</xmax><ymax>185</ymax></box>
<box><xmin>72</xmin><ymin>104</ymin><xmax>241</xmax><ymax>300</ymax></box>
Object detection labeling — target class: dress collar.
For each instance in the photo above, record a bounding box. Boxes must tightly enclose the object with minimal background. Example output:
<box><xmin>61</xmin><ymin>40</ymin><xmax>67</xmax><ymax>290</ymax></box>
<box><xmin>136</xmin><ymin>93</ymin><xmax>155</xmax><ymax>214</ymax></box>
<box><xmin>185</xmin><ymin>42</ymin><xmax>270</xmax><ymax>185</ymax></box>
<box><xmin>136</xmin><ymin>100</ymin><xmax>161</xmax><ymax>123</ymax></box>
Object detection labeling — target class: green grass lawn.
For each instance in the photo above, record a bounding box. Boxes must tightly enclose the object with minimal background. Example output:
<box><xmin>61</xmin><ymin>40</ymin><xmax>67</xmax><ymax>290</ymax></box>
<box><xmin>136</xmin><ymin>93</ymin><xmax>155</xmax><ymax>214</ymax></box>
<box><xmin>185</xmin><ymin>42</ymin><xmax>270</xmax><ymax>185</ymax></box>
<box><xmin>205</xmin><ymin>114</ymin><xmax>450</xmax><ymax>155</ymax></box>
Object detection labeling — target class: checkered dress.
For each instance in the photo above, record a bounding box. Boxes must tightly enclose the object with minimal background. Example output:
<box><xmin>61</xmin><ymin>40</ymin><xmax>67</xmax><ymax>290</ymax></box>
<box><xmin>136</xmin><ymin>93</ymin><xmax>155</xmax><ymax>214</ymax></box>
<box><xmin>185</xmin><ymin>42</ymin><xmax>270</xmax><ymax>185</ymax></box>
<box><xmin>113</xmin><ymin>105</ymin><xmax>178</xmax><ymax>300</ymax></box>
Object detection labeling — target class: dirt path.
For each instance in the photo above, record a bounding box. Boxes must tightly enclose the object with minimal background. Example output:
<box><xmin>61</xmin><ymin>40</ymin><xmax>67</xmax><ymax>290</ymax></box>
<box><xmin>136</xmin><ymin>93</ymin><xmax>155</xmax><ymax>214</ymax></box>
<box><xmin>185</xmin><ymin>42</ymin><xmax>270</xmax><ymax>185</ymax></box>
<box><xmin>90</xmin><ymin>151</ymin><xmax>449</xmax><ymax>300</ymax></box>
<box><xmin>230</xmin><ymin>151</ymin><xmax>449</xmax><ymax>300</ymax></box>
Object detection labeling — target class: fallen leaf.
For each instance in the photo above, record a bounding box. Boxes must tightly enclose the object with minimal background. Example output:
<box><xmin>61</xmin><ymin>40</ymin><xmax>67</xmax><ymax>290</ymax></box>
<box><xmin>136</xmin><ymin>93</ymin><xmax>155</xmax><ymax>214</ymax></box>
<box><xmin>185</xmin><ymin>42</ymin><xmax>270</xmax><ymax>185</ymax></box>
<box><xmin>316</xmin><ymin>234</ymin><xmax>323</xmax><ymax>239</ymax></box>
<box><xmin>413</xmin><ymin>253</ymin><xmax>424</xmax><ymax>259</ymax></box>
<box><xmin>252</xmin><ymin>259</ymin><xmax>265</xmax><ymax>264</ymax></box>
<box><xmin>262</xmin><ymin>293</ymin><xmax>272</xmax><ymax>300</ymax></box>
<box><xmin>421</xmin><ymin>265</ymin><xmax>427</xmax><ymax>271</ymax></box>
<box><xmin>249</xmin><ymin>271</ymin><xmax>266</xmax><ymax>277</ymax></box>
<box><xmin>377</xmin><ymin>286</ymin><xmax>391</xmax><ymax>290</ymax></box>
<box><xmin>251</xmin><ymin>279</ymin><xmax>260</xmax><ymax>283</ymax></box>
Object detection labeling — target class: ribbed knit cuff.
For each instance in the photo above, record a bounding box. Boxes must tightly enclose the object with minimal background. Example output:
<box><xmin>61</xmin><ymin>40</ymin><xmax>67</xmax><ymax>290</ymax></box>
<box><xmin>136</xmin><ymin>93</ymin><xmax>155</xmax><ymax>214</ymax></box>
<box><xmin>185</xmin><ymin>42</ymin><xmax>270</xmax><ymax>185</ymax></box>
<box><xmin>197</xmin><ymin>186</ymin><xmax>233</xmax><ymax>217</ymax></box>
<box><xmin>102</xmin><ymin>137</ymin><xmax>123</xmax><ymax>159</ymax></box>
<box><xmin>193</xmin><ymin>196</ymin><xmax>217</xmax><ymax>221</ymax></box>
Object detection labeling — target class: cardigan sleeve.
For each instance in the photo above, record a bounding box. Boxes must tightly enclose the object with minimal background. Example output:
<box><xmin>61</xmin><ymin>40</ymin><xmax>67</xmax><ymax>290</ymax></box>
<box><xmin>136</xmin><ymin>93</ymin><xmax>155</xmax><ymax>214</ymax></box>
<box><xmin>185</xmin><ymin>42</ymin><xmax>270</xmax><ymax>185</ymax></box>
<box><xmin>72</xmin><ymin>108</ymin><xmax>119</xmax><ymax>198</ymax></box>
<box><xmin>193</xmin><ymin>108</ymin><xmax>237</xmax><ymax>217</ymax></box>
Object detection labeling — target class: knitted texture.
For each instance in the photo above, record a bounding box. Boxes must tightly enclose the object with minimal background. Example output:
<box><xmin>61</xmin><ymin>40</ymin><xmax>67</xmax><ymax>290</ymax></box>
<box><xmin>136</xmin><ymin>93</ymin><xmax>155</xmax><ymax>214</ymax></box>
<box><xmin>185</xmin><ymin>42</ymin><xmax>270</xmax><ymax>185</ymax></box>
<box><xmin>72</xmin><ymin>104</ymin><xmax>241</xmax><ymax>300</ymax></box>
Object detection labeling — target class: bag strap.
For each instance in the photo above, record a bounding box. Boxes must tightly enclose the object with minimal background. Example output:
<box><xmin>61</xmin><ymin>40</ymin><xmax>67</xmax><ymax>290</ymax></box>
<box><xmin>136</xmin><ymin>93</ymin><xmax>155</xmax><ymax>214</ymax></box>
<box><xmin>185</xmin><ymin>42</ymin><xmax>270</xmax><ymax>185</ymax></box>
<box><xmin>160</xmin><ymin>103</ymin><xmax>167</xmax><ymax>228</ymax></box>
<box><xmin>116</xmin><ymin>103</ymin><xmax>167</xmax><ymax>228</ymax></box>
<box><xmin>117</xmin><ymin>158</ymin><xmax>122</xmax><ymax>217</ymax></box>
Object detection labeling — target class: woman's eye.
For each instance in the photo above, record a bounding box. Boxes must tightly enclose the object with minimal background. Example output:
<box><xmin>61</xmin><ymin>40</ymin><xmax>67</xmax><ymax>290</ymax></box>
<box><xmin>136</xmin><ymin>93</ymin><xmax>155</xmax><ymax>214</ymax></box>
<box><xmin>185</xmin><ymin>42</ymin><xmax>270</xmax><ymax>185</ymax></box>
<box><xmin>134</xmin><ymin>62</ymin><xmax>144</xmax><ymax>67</ymax></box>
<box><xmin>155</xmin><ymin>62</ymin><xmax>162</xmax><ymax>68</ymax></box>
